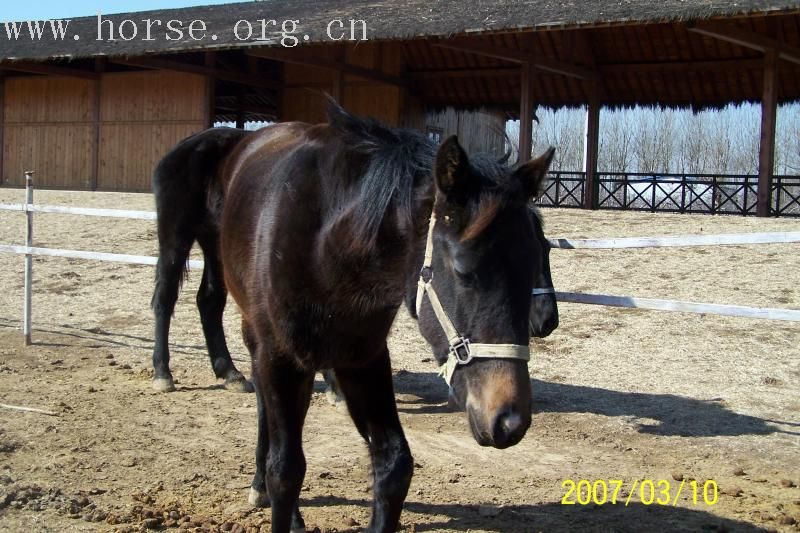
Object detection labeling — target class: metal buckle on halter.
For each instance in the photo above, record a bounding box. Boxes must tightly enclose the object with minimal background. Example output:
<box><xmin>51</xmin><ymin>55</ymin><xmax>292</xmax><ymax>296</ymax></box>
<box><xmin>419</xmin><ymin>266</ymin><xmax>433</xmax><ymax>283</ymax></box>
<box><xmin>450</xmin><ymin>337</ymin><xmax>472</xmax><ymax>364</ymax></box>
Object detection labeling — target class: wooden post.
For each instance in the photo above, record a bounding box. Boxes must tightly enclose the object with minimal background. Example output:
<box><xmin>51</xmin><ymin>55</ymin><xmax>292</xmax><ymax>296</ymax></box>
<box><xmin>583</xmin><ymin>84</ymin><xmax>600</xmax><ymax>209</ymax></box>
<box><xmin>235</xmin><ymin>88</ymin><xmax>245</xmax><ymax>129</ymax></box>
<box><xmin>519</xmin><ymin>62</ymin><xmax>535</xmax><ymax>162</ymax></box>
<box><xmin>204</xmin><ymin>52</ymin><xmax>216</xmax><ymax>129</ymax></box>
<box><xmin>332</xmin><ymin>46</ymin><xmax>346</xmax><ymax>104</ymax></box>
<box><xmin>23</xmin><ymin>172</ymin><xmax>34</xmax><ymax>346</ymax></box>
<box><xmin>0</xmin><ymin>76</ymin><xmax>5</xmax><ymax>187</ymax></box>
<box><xmin>90</xmin><ymin>58</ymin><xmax>105</xmax><ymax>191</ymax></box>
<box><xmin>332</xmin><ymin>70</ymin><xmax>345</xmax><ymax>103</ymax></box>
<box><xmin>757</xmin><ymin>49</ymin><xmax>778</xmax><ymax>217</ymax></box>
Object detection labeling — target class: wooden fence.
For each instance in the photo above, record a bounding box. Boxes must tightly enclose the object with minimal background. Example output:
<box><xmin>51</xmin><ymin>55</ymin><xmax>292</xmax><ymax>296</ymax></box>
<box><xmin>539</xmin><ymin>171</ymin><xmax>800</xmax><ymax>217</ymax></box>
<box><xmin>1</xmin><ymin>178</ymin><xmax>800</xmax><ymax>345</ymax></box>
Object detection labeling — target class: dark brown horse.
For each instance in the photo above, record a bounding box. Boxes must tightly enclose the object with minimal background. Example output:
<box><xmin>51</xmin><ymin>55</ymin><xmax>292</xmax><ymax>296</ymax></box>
<box><xmin>150</xmin><ymin>127</ymin><xmax>253</xmax><ymax>393</ymax></box>
<box><xmin>214</xmin><ymin>104</ymin><xmax>554</xmax><ymax>532</ymax></box>
<box><xmin>150</xmin><ymin>127</ymin><xmax>557</xmax><ymax>394</ymax></box>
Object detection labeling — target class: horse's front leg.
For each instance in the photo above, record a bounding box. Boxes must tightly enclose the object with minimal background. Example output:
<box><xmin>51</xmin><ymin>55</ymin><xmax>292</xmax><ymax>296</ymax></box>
<box><xmin>254</xmin><ymin>351</ymin><xmax>314</xmax><ymax>533</ymax></box>
<box><xmin>334</xmin><ymin>347</ymin><xmax>413</xmax><ymax>533</ymax></box>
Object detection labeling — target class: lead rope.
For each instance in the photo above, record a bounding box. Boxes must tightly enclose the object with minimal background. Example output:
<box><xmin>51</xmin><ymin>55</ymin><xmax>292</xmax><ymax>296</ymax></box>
<box><xmin>416</xmin><ymin>213</ymin><xmax>531</xmax><ymax>386</ymax></box>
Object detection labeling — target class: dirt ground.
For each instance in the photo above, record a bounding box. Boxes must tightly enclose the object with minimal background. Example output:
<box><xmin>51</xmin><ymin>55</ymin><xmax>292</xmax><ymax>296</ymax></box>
<box><xmin>0</xmin><ymin>188</ymin><xmax>798</xmax><ymax>533</ymax></box>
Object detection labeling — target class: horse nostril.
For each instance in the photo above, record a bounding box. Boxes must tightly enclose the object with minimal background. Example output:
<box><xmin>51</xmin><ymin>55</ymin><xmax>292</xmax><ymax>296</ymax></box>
<box><xmin>492</xmin><ymin>410</ymin><xmax>526</xmax><ymax>448</ymax></box>
<box><xmin>501</xmin><ymin>412</ymin><xmax>522</xmax><ymax>434</ymax></box>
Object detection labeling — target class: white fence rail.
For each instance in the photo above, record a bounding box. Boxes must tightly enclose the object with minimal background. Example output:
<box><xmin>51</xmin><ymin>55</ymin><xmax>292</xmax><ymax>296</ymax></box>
<box><xmin>0</xmin><ymin>244</ymin><xmax>204</xmax><ymax>269</ymax></box>
<box><xmin>2</xmin><ymin>178</ymin><xmax>800</xmax><ymax>346</ymax></box>
<box><xmin>549</xmin><ymin>232</ymin><xmax>800</xmax><ymax>249</ymax></box>
<box><xmin>0</xmin><ymin>202</ymin><xmax>156</xmax><ymax>220</ymax></box>
<box><xmin>552</xmin><ymin>291</ymin><xmax>800</xmax><ymax>322</ymax></box>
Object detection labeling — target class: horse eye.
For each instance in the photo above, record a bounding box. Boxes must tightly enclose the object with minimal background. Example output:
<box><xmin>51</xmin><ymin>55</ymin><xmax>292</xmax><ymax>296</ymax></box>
<box><xmin>453</xmin><ymin>258</ymin><xmax>481</xmax><ymax>286</ymax></box>
<box><xmin>453</xmin><ymin>257</ymin><xmax>475</xmax><ymax>276</ymax></box>
<box><xmin>456</xmin><ymin>270</ymin><xmax>479</xmax><ymax>286</ymax></box>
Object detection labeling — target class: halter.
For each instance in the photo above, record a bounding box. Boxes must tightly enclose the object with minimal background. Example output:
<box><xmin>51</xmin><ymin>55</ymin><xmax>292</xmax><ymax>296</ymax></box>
<box><xmin>415</xmin><ymin>212</ymin><xmax>531</xmax><ymax>386</ymax></box>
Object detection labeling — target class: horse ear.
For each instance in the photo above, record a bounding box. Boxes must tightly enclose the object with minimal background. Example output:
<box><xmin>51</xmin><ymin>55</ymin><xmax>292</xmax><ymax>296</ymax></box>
<box><xmin>434</xmin><ymin>135</ymin><xmax>470</xmax><ymax>197</ymax></box>
<box><xmin>514</xmin><ymin>147</ymin><xmax>555</xmax><ymax>199</ymax></box>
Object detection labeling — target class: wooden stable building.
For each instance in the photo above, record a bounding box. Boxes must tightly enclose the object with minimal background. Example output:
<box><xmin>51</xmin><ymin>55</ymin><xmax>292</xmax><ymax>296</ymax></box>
<box><xmin>1</xmin><ymin>0</ymin><xmax>800</xmax><ymax>216</ymax></box>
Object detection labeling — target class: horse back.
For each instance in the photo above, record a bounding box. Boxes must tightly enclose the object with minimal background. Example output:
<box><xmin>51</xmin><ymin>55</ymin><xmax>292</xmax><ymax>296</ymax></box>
<box><xmin>153</xmin><ymin>127</ymin><xmax>253</xmax><ymax>231</ymax></box>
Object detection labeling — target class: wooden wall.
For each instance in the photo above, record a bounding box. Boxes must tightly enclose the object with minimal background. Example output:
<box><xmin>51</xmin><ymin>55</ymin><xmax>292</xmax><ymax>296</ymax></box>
<box><xmin>1</xmin><ymin>60</ymin><xmax>504</xmax><ymax>192</ymax></box>
<box><xmin>279</xmin><ymin>43</ymin><xmax>502</xmax><ymax>157</ymax></box>
<box><xmin>2</xmin><ymin>77</ymin><xmax>94</xmax><ymax>188</ymax></box>
<box><xmin>426</xmin><ymin>108</ymin><xmax>507</xmax><ymax>157</ymax></box>
<box><xmin>98</xmin><ymin>71</ymin><xmax>206</xmax><ymax>191</ymax></box>
<box><xmin>282</xmin><ymin>42</ymin><xmax>405</xmax><ymax>125</ymax></box>
<box><xmin>1</xmin><ymin>70</ymin><xmax>206</xmax><ymax>191</ymax></box>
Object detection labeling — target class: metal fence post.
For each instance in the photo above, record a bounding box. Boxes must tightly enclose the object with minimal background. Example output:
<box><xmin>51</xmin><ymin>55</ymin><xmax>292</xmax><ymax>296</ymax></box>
<box><xmin>23</xmin><ymin>171</ymin><xmax>34</xmax><ymax>346</ymax></box>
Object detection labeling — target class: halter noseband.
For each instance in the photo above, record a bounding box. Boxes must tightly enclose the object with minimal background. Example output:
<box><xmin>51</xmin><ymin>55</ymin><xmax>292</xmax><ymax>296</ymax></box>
<box><xmin>415</xmin><ymin>212</ymin><xmax>531</xmax><ymax>386</ymax></box>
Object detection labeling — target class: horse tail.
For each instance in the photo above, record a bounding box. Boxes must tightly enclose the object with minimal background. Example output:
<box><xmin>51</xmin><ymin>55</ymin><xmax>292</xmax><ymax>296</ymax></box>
<box><xmin>150</xmin><ymin>127</ymin><xmax>252</xmax><ymax>309</ymax></box>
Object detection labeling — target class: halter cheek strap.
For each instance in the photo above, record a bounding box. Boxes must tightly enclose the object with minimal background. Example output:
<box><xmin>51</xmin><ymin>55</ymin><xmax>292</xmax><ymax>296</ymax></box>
<box><xmin>415</xmin><ymin>213</ymin><xmax>531</xmax><ymax>386</ymax></box>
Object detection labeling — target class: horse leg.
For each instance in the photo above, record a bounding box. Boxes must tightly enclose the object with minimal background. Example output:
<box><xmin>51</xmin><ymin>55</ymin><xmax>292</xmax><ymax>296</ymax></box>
<box><xmin>196</xmin><ymin>233</ymin><xmax>253</xmax><ymax>392</ymax></box>
<box><xmin>151</xmin><ymin>239</ymin><xmax>192</xmax><ymax>392</ymax></box>
<box><xmin>241</xmin><ymin>318</ymin><xmax>270</xmax><ymax>507</ymax></box>
<box><xmin>334</xmin><ymin>348</ymin><xmax>413</xmax><ymax>533</ymax></box>
<box><xmin>321</xmin><ymin>369</ymin><xmax>344</xmax><ymax>406</ymax></box>
<box><xmin>254</xmin><ymin>350</ymin><xmax>313</xmax><ymax>533</ymax></box>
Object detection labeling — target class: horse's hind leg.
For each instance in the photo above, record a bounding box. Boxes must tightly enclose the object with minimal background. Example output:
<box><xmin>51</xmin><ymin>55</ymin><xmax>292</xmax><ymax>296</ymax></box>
<box><xmin>321</xmin><ymin>369</ymin><xmax>344</xmax><ymax>406</ymax></box>
<box><xmin>151</xmin><ymin>237</ymin><xmax>193</xmax><ymax>392</ymax></box>
<box><xmin>196</xmin><ymin>232</ymin><xmax>253</xmax><ymax>392</ymax></box>
<box><xmin>334</xmin><ymin>347</ymin><xmax>413</xmax><ymax>532</ymax></box>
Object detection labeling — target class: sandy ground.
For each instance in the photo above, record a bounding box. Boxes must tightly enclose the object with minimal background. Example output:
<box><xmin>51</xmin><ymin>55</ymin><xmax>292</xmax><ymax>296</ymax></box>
<box><xmin>0</xmin><ymin>188</ymin><xmax>798</xmax><ymax>533</ymax></box>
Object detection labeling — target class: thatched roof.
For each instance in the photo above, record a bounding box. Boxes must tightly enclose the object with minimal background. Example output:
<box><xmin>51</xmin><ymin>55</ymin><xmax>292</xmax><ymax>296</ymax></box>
<box><xmin>2</xmin><ymin>1</ymin><xmax>800</xmax><ymax>112</ymax></box>
<box><xmin>1</xmin><ymin>0</ymin><xmax>799</xmax><ymax>61</ymax></box>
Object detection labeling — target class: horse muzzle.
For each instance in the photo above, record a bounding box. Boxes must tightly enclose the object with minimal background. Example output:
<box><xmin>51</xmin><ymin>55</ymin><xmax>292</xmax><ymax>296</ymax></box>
<box><xmin>462</xmin><ymin>361</ymin><xmax>532</xmax><ymax>449</ymax></box>
<box><xmin>468</xmin><ymin>402</ymin><xmax>531</xmax><ymax>449</ymax></box>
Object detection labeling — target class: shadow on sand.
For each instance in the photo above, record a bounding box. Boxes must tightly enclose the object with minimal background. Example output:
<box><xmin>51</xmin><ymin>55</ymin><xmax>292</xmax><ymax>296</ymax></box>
<box><xmin>2</xmin><ymin>317</ymin><xmax>795</xmax><ymax>438</ymax></box>
<box><xmin>392</xmin><ymin>371</ymin><xmax>797</xmax><ymax>438</ymax></box>
<box><xmin>302</xmin><ymin>494</ymin><xmax>767</xmax><ymax>532</ymax></box>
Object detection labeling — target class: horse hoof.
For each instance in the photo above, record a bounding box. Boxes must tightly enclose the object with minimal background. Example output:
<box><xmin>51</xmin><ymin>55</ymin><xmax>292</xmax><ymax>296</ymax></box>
<box><xmin>225</xmin><ymin>377</ymin><xmax>255</xmax><ymax>393</ymax></box>
<box><xmin>152</xmin><ymin>377</ymin><xmax>176</xmax><ymax>392</ymax></box>
<box><xmin>291</xmin><ymin>528</ymin><xmax>306</xmax><ymax>533</ymax></box>
<box><xmin>248</xmin><ymin>487</ymin><xmax>269</xmax><ymax>508</ymax></box>
<box><xmin>325</xmin><ymin>388</ymin><xmax>343</xmax><ymax>406</ymax></box>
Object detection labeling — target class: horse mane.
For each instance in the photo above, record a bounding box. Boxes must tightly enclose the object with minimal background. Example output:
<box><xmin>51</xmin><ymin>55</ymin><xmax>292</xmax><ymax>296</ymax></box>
<box><xmin>326</xmin><ymin>102</ymin><xmax>437</xmax><ymax>251</ymax></box>
<box><xmin>325</xmin><ymin>101</ymin><xmax>532</xmax><ymax>251</ymax></box>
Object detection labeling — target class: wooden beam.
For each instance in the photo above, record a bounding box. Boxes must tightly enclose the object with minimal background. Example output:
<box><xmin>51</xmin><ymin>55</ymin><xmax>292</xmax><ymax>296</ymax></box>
<box><xmin>600</xmin><ymin>58</ymin><xmax>764</xmax><ymax>74</ymax></box>
<box><xmin>758</xmin><ymin>49</ymin><xmax>778</xmax><ymax>217</ymax></box>
<box><xmin>110</xmin><ymin>56</ymin><xmax>281</xmax><ymax>90</ymax></box>
<box><xmin>245</xmin><ymin>49</ymin><xmax>408</xmax><ymax>87</ymax></box>
<box><xmin>434</xmin><ymin>40</ymin><xmax>595</xmax><ymax>80</ymax></box>
<box><xmin>583</xmin><ymin>83</ymin><xmax>600</xmax><ymax>210</ymax></box>
<box><xmin>407</xmin><ymin>58</ymin><xmax>765</xmax><ymax>81</ymax></box>
<box><xmin>518</xmin><ymin>62</ymin><xmax>535</xmax><ymax>163</ymax></box>
<box><xmin>0</xmin><ymin>61</ymin><xmax>99</xmax><ymax>80</ymax></box>
<box><xmin>408</xmin><ymin>67</ymin><xmax>519</xmax><ymax>80</ymax></box>
<box><xmin>688</xmin><ymin>23</ymin><xmax>800</xmax><ymax>65</ymax></box>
